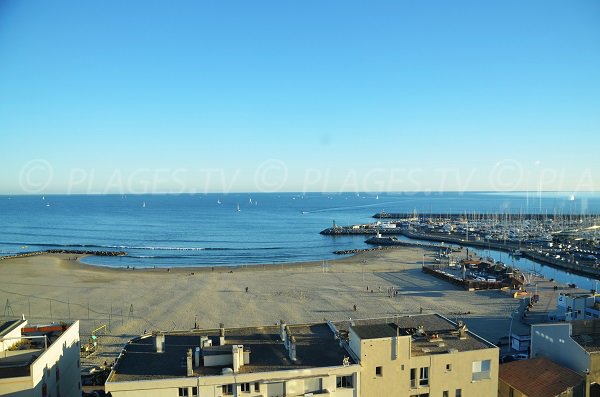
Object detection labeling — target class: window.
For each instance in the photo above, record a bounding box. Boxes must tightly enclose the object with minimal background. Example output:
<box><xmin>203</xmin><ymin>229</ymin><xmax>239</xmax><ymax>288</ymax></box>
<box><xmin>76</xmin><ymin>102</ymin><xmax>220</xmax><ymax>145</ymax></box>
<box><xmin>222</xmin><ymin>384</ymin><xmax>233</xmax><ymax>395</ymax></box>
<box><xmin>455</xmin><ymin>389</ymin><xmax>462</xmax><ymax>397</ymax></box>
<box><xmin>410</xmin><ymin>368</ymin><xmax>417</xmax><ymax>388</ymax></box>
<box><xmin>376</xmin><ymin>366</ymin><xmax>383</xmax><ymax>377</ymax></box>
<box><xmin>254</xmin><ymin>382</ymin><xmax>260</xmax><ymax>392</ymax></box>
<box><xmin>446</xmin><ymin>364</ymin><xmax>452</xmax><ymax>371</ymax></box>
<box><xmin>443</xmin><ymin>391</ymin><xmax>449</xmax><ymax>397</ymax></box>
<box><xmin>241</xmin><ymin>383</ymin><xmax>251</xmax><ymax>392</ymax></box>
<box><xmin>178</xmin><ymin>388</ymin><xmax>189</xmax><ymax>397</ymax></box>
<box><xmin>192</xmin><ymin>387</ymin><xmax>198</xmax><ymax>397</ymax></box>
<box><xmin>336</xmin><ymin>375</ymin><xmax>353</xmax><ymax>388</ymax></box>
<box><xmin>305</xmin><ymin>377</ymin><xmax>322</xmax><ymax>393</ymax></box>
<box><xmin>419</xmin><ymin>367</ymin><xmax>429</xmax><ymax>386</ymax></box>
<box><xmin>472</xmin><ymin>359</ymin><xmax>491</xmax><ymax>381</ymax></box>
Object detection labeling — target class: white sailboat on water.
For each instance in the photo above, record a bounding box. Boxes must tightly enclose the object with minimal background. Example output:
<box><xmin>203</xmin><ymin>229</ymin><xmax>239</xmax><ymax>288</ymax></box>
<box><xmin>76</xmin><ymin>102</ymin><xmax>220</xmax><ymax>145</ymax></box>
<box><xmin>142</xmin><ymin>201</ymin><xmax>146</xmax><ymax>208</ymax></box>
<box><xmin>236</xmin><ymin>203</ymin><xmax>241</xmax><ymax>212</ymax></box>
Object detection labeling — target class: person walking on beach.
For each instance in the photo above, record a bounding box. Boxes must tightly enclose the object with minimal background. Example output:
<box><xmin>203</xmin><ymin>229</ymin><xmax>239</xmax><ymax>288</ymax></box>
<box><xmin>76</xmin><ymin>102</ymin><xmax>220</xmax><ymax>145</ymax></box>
<box><xmin>353</xmin><ymin>304</ymin><xmax>357</xmax><ymax>312</ymax></box>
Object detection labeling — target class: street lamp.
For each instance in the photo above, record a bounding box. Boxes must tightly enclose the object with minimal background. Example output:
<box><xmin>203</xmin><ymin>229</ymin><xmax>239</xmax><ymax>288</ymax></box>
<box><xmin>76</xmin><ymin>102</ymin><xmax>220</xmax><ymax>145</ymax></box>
<box><xmin>508</xmin><ymin>309</ymin><xmax>519</xmax><ymax>352</ymax></box>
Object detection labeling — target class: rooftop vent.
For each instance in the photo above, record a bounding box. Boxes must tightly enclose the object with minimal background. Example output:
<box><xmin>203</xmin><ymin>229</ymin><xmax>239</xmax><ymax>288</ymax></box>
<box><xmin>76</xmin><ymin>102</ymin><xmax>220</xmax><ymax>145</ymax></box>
<box><xmin>458</xmin><ymin>324</ymin><xmax>468</xmax><ymax>340</ymax></box>
<box><xmin>219</xmin><ymin>323</ymin><xmax>225</xmax><ymax>345</ymax></box>
<box><xmin>155</xmin><ymin>333</ymin><xmax>165</xmax><ymax>353</ymax></box>
<box><xmin>289</xmin><ymin>336</ymin><xmax>297</xmax><ymax>361</ymax></box>
<box><xmin>415</xmin><ymin>325</ymin><xmax>426</xmax><ymax>337</ymax></box>
<box><xmin>186</xmin><ymin>348</ymin><xmax>193</xmax><ymax>376</ymax></box>
<box><xmin>280</xmin><ymin>320</ymin><xmax>287</xmax><ymax>343</ymax></box>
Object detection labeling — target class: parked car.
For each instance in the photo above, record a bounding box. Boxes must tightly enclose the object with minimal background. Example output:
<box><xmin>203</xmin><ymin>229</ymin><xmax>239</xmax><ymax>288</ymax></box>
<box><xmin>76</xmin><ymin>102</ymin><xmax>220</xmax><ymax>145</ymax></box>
<box><xmin>500</xmin><ymin>353</ymin><xmax>528</xmax><ymax>363</ymax></box>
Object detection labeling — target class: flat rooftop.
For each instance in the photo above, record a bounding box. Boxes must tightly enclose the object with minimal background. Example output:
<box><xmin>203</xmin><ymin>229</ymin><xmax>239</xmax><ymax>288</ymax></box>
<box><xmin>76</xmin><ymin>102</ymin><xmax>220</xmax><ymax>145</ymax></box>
<box><xmin>570</xmin><ymin>319</ymin><xmax>600</xmax><ymax>352</ymax></box>
<box><xmin>0</xmin><ymin>320</ymin><xmax>71</xmax><ymax>379</ymax></box>
<box><xmin>337</xmin><ymin>314</ymin><xmax>496</xmax><ymax>356</ymax></box>
<box><xmin>0</xmin><ymin>319</ymin><xmax>26</xmax><ymax>338</ymax></box>
<box><xmin>110</xmin><ymin>323</ymin><xmax>355</xmax><ymax>382</ymax></box>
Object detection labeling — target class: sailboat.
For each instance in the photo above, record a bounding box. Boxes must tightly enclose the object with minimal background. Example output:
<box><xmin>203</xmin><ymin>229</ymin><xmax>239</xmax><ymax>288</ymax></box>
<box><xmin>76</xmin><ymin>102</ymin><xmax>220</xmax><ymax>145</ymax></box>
<box><xmin>249</xmin><ymin>198</ymin><xmax>253</xmax><ymax>204</ymax></box>
<box><xmin>142</xmin><ymin>202</ymin><xmax>146</xmax><ymax>208</ymax></box>
<box><xmin>217</xmin><ymin>199</ymin><xmax>222</xmax><ymax>205</ymax></box>
<box><xmin>236</xmin><ymin>203</ymin><xmax>241</xmax><ymax>212</ymax></box>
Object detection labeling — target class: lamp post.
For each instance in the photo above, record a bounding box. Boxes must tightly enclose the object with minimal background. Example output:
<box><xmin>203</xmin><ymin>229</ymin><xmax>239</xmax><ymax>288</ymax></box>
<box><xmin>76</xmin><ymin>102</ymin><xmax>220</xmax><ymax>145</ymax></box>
<box><xmin>508</xmin><ymin>309</ymin><xmax>519</xmax><ymax>352</ymax></box>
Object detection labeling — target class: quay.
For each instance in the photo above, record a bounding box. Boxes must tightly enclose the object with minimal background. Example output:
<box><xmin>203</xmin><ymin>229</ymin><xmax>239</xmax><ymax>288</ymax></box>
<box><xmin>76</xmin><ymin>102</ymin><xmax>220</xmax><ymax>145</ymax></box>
<box><xmin>399</xmin><ymin>229</ymin><xmax>600</xmax><ymax>280</ymax></box>
<box><xmin>320</xmin><ymin>211</ymin><xmax>600</xmax><ymax>280</ymax></box>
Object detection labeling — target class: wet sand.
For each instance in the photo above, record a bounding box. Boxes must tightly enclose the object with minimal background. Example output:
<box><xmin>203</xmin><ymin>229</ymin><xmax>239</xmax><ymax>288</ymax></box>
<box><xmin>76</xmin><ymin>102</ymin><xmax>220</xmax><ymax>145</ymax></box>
<box><xmin>0</xmin><ymin>248</ymin><xmax>530</xmax><ymax>364</ymax></box>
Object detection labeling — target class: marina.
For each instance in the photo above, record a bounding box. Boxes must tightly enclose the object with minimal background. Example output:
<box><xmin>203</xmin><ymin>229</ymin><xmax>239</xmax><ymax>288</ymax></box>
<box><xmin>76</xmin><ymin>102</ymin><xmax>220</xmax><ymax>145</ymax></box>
<box><xmin>321</xmin><ymin>211</ymin><xmax>600</xmax><ymax>290</ymax></box>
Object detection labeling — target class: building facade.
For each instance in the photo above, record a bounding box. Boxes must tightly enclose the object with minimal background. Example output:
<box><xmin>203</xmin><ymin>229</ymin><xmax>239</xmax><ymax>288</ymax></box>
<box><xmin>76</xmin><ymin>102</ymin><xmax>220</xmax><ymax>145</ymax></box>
<box><xmin>106</xmin><ymin>314</ymin><xmax>498</xmax><ymax>397</ymax></box>
<box><xmin>0</xmin><ymin>318</ymin><xmax>81</xmax><ymax>397</ymax></box>
<box><xmin>531</xmin><ymin>320</ymin><xmax>600</xmax><ymax>397</ymax></box>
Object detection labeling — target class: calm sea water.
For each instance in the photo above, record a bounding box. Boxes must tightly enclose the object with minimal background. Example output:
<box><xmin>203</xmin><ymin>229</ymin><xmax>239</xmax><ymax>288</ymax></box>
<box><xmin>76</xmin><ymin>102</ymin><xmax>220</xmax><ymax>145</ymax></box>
<box><xmin>0</xmin><ymin>192</ymin><xmax>598</xmax><ymax>269</ymax></box>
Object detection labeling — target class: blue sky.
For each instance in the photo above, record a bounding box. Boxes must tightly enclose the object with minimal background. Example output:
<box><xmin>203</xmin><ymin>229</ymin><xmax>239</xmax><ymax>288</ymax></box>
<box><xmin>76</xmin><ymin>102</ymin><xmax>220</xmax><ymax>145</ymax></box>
<box><xmin>1</xmin><ymin>0</ymin><xmax>599</xmax><ymax>194</ymax></box>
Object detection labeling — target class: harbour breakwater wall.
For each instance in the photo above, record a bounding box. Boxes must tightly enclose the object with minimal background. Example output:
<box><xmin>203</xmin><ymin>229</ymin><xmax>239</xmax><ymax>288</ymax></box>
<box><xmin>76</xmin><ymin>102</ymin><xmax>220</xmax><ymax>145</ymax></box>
<box><xmin>0</xmin><ymin>250</ymin><xmax>127</xmax><ymax>260</ymax></box>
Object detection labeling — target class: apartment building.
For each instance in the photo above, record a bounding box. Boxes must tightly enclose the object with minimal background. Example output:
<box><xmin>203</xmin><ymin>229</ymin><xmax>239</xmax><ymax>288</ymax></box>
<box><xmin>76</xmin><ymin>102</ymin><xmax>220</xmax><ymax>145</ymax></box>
<box><xmin>0</xmin><ymin>317</ymin><xmax>81</xmax><ymax>397</ymax></box>
<box><xmin>105</xmin><ymin>314</ymin><xmax>498</xmax><ymax>397</ymax></box>
<box><xmin>531</xmin><ymin>319</ymin><xmax>600</xmax><ymax>396</ymax></box>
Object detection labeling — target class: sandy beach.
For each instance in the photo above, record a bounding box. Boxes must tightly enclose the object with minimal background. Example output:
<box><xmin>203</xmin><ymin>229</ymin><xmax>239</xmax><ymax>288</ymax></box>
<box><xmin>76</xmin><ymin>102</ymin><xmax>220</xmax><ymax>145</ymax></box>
<box><xmin>0</xmin><ymin>248</ymin><xmax>534</xmax><ymax>365</ymax></box>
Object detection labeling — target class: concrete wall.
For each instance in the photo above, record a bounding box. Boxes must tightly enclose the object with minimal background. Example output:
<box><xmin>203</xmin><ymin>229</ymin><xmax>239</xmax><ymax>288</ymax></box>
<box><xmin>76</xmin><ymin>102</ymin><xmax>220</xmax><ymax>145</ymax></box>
<box><xmin>31</xmin><ymin>321</ymin><xmax>81</xmax><ymax>397</ymax></box>
<box><xmin>106</xmin><ymin>364</ymin><xmax>359</xmax><ymax>397</ymax></box>
<box><xmin>498</xmin><ymin>380</ymin><xmax>526</xmax><ymax>397</ymax></box>
<box><xmin>531</xmin><ymin>323</ymin><xmax>590</xmax><ymax>375</ymax></box>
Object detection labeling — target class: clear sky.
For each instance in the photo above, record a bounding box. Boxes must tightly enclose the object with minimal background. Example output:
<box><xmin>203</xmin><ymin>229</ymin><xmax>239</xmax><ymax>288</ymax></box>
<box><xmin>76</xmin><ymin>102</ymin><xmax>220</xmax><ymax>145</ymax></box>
<box><xmin>1</xmin><ymin>0</ymin><xmax>599</xmax><ymax>194</ymax></box>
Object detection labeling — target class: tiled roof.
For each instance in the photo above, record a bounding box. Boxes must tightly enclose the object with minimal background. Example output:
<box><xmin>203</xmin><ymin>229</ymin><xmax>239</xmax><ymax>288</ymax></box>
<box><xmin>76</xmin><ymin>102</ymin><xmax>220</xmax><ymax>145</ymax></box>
<box><xmin>499</xmin><ymin>357</ymin><xmax>583</xmax><ymax>397</ymax></box>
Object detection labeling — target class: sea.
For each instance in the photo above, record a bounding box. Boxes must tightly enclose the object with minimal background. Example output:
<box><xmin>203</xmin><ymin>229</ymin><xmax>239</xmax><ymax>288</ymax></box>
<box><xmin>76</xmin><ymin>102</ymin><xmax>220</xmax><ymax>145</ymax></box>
<box><xmin>0</xmin><ymin>192</ymin><xmax>598</xmax><ymax>276</ymax></box>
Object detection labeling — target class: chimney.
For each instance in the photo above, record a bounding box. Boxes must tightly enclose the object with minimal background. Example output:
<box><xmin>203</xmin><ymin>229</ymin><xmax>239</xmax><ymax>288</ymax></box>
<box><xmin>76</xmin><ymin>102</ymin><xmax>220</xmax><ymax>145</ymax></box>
<box><xmin>186</xmin><ymin>349</ymin><xmax>193</xmax><ymax>376</ymax></box>
<box><xmin>280</xmin><ymin>321</ymin><xmax>287</xmax><ymax>346</ymax></box>
<box><xmin>194</xmin><ymin>347</ymin><xmax>200</xmax><ymax>367</ymax></box>
<box><xmin>200</xmin><ymin>336</ymin><xmax>212</xmax><ymax>349</ymax></box>
<box><xmin>155</xmin><ymin>333</ymin><xmax>165</xmax><ymax>353</ymax></box>
<box><xmin>458</xmin><ymin>323</ymin><xmax>468</xmax><ymax>339</ymax></box>
<box><xmin>289</xmin><ymin>336</ymin><xmax>297</xmax><ymax>361</ymax></box>
<box><xmin>219</xmin><ymin>323</ymin><xmax>225</xmax><ymax>346</ymax></box>
<box><xmin>232</xmin><ymin>345</ymin><xmax>242</xmax><ymax>373</ymax></box>
<box><xmin>284</xmin><ymin>326</ymin><xmax>291</xmax><ymax>350</ymax></box>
